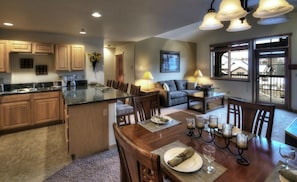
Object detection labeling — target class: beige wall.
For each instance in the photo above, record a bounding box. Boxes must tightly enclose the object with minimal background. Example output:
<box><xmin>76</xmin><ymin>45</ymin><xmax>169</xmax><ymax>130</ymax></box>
<box><xmin>195</xmin><ymin>12</ymin><xmax>297</xmax><ymax>110</ymax></box>
<box><xmin>134</xmin><ymin>37</ymin><xmax>197</xmax><ymax>86</ymax></box>
<box><xmin>0</xmin><ymin>29</ymin><xmax>104</xmax><ymax>84</ymax></box>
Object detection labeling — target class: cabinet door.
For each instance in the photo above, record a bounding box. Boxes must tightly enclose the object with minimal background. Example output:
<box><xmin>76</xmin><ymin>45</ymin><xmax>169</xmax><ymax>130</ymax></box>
<box><xmin>33</xmin><ymin>42</ymin><xmax>54</xmax><ymax>54</ymax></box>
<box><xmin>55</xmin><ymin>44</ymin><xmax>70</xmax><ymax>71</ymax></box>
<box><xmin>0</xmin><ymin>40</ymin><xmax>9</xmax><ymax>72</ymax></box>
<box><xmin>71</xmin><ymin>45</ymin><xmax>85</xmax><ymax>70</ymax></box>
<box><xmin>9</xmin><ymin>41</ymin><xmax>32</xmax><ymax>52</ymax></box>
<box><xmin>33</xmin><ymin>97</ymin><xmax>60</xmax><ymax>124</ymax></box>
<box><xmin>0</xmin><ymin>101</ymin><xmax>31</xmax><ymax>129</ymax></box>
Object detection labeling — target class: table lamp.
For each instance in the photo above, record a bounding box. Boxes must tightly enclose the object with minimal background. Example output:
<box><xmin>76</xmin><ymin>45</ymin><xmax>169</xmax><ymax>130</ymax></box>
<box><xmin>142</xmin><ymin>71</ymin><xmax>154</xmax><ymax>91</ymax></box>
<box><xmin>194</xmin><ymin>69</ymin><xmax>203</xmax><ymax>85</ymax></box>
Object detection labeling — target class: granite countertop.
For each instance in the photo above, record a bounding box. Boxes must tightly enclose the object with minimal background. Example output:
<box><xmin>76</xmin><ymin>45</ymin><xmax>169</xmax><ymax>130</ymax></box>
<box><xmin>62</xmin><ymin>86</ymin><xmax>132</xmax><ymax>106</ymax></box>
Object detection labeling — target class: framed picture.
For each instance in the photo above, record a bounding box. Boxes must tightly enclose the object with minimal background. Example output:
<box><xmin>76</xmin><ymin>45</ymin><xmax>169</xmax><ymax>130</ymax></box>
<box><xmin>160</xmin><ymin>50</ymin><xmax>180</xmax><ymax>73</ymax></box>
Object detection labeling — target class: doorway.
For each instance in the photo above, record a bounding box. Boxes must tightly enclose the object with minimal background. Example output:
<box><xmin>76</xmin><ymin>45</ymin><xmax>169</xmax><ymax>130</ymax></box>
<box><xmin>115</xmin><ymin>54</ymin><xmax>124</xmax><ymax>82</ymax></box>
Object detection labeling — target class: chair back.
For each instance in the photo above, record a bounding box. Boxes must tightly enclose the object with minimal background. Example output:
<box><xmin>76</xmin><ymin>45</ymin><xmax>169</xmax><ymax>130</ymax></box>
<box><xmin>133</xmin><ymin>93</ymin><xmax>161</xmax><ymax>123</ymax></box>
<box><xmin>106</xmin><ymin>79</ymin><xmax>113</xmax><ymax>87</ymax></box>
<box><xmin>227</xmin><ymin>97</ymin><xmax>275</xmax><ymax>139</ymax></box>
<box><xmin>112</xmin><ymin>80</ymin><xmax>120</xmax><ymax>89</ymax></box>
<box><xmin>113</xmin><ymin>123</ymin><xmax>163</xmax><ymax>182</ymax></box>
<box><xmin>118</xmin><ymin>82</ymin><xmax>129</xmax><ymax>92</ymax></box>
<box><xmin>130</xmin><ymin>84</ymin><xmax>141</xmax><ymax>96</ymax></box>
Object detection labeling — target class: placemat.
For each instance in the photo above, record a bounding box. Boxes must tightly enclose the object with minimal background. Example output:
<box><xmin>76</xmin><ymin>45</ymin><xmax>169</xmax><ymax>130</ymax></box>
<box><xmin>138</xmin><ymin>117</ymin><xmax>181</xmax><ymax>132</ymax></box>
<box><xmin>152</xmin><ymin>140</ymin><xmax>227</xmax><ymax>182</ymax></box>
<box><xmin>264</xmin><ymin>161</ymin><xmax>296</xmax><ymax>182</ymax></box>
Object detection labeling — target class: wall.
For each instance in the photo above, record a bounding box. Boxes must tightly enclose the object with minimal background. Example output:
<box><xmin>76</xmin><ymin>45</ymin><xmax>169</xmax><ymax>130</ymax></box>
<box><xmin>195</xmin><ymin>11</ymin><xmax>297</xmax><ymax>110</ymax></box>
<box><xmin>134</xmin><ymin>37</ymin><xmax>196</xmax><ymax>89</ymax></box>
<box><xmin>0</xmin><ymin>29</ymin><xmax>104</xmax><ymax>84</ymax></box>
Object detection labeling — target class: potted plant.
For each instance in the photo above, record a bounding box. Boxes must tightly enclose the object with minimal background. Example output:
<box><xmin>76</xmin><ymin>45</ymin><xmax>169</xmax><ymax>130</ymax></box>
<box><xmin>88</xmin><ymin>52</ymin><xmax>102</xmax><ymax>71</ymax></box>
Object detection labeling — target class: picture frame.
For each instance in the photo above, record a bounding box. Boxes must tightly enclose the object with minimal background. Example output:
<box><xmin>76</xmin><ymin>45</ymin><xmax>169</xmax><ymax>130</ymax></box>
<box><xmin>160</xmin><ymin>50</ymin><xmax>180</xmax><ymax>73</ymax></box>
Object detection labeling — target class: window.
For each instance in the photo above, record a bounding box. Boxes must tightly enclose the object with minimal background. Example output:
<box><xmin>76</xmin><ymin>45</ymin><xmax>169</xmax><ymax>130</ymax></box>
<box><xmin>210</xmin><ymin>41</ymin><xmax>250</xmax><ymax>81</ymax></box>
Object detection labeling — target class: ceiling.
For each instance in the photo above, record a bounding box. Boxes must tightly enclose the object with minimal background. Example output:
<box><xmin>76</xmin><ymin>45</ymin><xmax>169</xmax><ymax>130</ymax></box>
<box><xmin>0</xmin><ymin>0</ymin><xmax>296</xmax><ymax>47</ymax></box>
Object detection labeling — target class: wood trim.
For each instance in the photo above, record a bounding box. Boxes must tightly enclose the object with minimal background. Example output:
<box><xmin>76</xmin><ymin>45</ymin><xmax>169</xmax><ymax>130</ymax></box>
<box><xmin>288</xmin><ymin>64</ymin><xmax>297</xmax><ymax>69</ymax></box>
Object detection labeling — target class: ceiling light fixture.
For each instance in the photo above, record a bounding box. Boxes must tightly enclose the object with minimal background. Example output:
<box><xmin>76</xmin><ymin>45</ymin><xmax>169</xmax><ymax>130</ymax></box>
<box><xmin>80</xmin><ymin>28</ymin><xmax>86</xmax><ymax>34</ymax></box>
<box><xmin>199</xmin><ymin>0</ymin><xmax>224</xmax><ymax>30</ymax></box>
<box><xmin>199</xmin><ymin>0</ymin><xmax>294</xmax><ymax>32</ymax></box>
<box><xmin>92</xmin><ymin>12</ymin><xmax>101</xmax><ymax>18</ymax></box>
<box><xmin>3</xmin><ymin>22</ymin><xmax>13</xmax><ymax>26</ymax></box>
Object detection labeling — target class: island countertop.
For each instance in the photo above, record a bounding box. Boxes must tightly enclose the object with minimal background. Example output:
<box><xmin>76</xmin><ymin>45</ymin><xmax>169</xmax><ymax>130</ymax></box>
<box><xmin>62</xmin><ymin>86</ymin><xmax>132</xmax><ymax>106</ymax></box>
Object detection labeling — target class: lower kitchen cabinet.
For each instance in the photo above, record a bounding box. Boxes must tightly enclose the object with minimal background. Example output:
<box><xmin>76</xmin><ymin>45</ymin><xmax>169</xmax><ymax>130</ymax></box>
<box><xmin>0</xmin><ymin>94</ymin><xmax>31</xmax><ymax>130</ymax></box>
<box><xmin>32</xmin><ymin>91</ymin><xmax>61</xmax><ymax>124</ymax></box>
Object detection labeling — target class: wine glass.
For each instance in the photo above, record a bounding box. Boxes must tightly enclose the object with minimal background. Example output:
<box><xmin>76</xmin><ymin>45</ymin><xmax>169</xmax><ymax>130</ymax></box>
<box><xmin>279</xmin><ymin>144</ymin><xmax>296</xmax><ymax>170</ymax></box>
<box><xmin>203</xmin><ymin>144</ymin><xmax>216</xmax><ymax>174</ymax></box>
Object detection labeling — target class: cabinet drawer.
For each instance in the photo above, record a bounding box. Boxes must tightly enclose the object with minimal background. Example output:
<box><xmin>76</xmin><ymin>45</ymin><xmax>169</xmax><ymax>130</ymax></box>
<box><xmin>0</xmin><ymin>94</ymin><xmax>31</xmax><ymax>103</ymax></box>
<box><xmin>32</xmin><ymin>91</ymin><xmax>60</xmax><ymax>99</ymax></box>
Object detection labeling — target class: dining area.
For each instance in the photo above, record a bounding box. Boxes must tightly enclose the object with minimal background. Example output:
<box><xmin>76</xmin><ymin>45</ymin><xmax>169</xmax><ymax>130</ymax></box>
<box><xmin>113</xmin><ymin>95</ymin><xmax>297</xmax><ymax>182</ymax></box>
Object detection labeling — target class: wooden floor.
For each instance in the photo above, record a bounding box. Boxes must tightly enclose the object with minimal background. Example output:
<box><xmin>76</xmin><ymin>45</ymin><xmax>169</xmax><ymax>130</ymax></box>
<box><xmin>1</xmin><ymin>103</ymin><xmax>297</xmax><ymax>181</ymax></box>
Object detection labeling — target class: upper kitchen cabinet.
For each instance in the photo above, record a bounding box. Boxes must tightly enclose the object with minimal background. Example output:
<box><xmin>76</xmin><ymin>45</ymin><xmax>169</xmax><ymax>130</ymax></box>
<box><xmin>33</xmin><ymin>42</ymin><xmax>54</xmax><ymax>54</ymax></box>
<box><xmin>55</xmin><ymin>44</ymin><xmax>85</xmax><ymax>71</ymax></box>
<box><xmin>0</xmin><ymin>40</ymin><xmax>10</xmax><ymax>72</ymax></box>
<box><xmin>9</xmin><ymin>41</ymin><xmax>32</xmax><ymax>53</ymax></box>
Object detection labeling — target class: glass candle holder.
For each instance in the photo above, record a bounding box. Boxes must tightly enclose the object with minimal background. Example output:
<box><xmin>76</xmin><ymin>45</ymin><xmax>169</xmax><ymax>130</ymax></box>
<box><xmin>222</xmin><ymin>124</ymin><xmax>232</xmax><ymax>138</ymax></box>
<box><xmin>236</xmin><ymin>133</ymin><xmax>248</xmax><ymax>149</ymax></box>
<box><xmin>196</xmin><ymin>116</ymin><xmax>205</xmax><ymax>129</ymax></box>
<box><xmin>209</xmin><ymin>115</ymin><xmax>218</xmax><ymax>128</ymax></box>
<box><xmin>186</xmin><ymin>117</ymin><xmax>195</xmax><ymax>129</ymax></box>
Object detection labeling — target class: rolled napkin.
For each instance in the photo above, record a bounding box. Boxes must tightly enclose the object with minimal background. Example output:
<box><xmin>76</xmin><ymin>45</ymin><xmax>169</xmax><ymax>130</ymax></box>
<box><xmin>279</xmin><ymin>169</ymin><xmax>297</xmax><ymax>182</ymax></box>
<box><xmin>167</xmin><ymin>147</ymin><xmax>195</xmax><ymax>167</ymax></box>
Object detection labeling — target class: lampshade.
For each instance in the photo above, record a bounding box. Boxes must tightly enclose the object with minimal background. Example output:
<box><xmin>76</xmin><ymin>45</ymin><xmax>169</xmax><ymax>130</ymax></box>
<box><xmin>257</xmin><ymin>15</ymin><xmax>288</xmax><ymax>25</ymax></box>
<box><xmin>227</xmin><ymin>18</ymin><xmax>251</xmax><ymax>32</ymax></box>
<box><xmin>199</xmin><ymin>11</ymin><xmax>224</xmax><ymax>30</ymax></box>
<box><xmin>142</xmin><ymin>71</ymin><xmax>154</xmax><ymax>80</ymax></box>
<box><xmin>194</xmin><ymin>69</ymin><xmax>203</xmax><ymax>77</ymax></box>
<box><xmin>253</xmin><ymin>0</ymin><xmax>294</xmax><ymax>19</ymax></box>
<box><xmin>216</xmin><ymin>0</ymin><xmax>248</xmax><ymax>21</ymax></box>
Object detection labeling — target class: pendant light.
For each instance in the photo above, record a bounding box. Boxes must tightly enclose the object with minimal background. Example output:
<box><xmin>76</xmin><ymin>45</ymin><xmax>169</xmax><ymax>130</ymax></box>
<box><xmin>253</xmin><ymin>0</ymin><xmax>294</xmax><ymax>18</ymax></box>
<box><xmin>199</xmin><ymin>0</ymin><xmax>223</xmax><ymax>30</ymax></box>
<box><xmin>227</xmin><ymin>18</ymin><xmax>251</xmax><ymax>32</ymax></box>
<box><xmin>216</xmin><ymin>0</ymin><xmax>248</xmax><ymax>21</ymax></box>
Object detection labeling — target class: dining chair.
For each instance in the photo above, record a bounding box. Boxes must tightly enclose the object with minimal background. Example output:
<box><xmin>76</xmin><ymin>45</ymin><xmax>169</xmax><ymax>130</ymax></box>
<box><xmin>133</xmin><ymin>93</ymin><xmax>161</xmax><ymax>123</ymax></box>
<box><xmin>118</xmin><ymin>82</ymin><xmax>129</xmax><ymax>92</ymax></box>
<box><xmin>112</xmin><ymin>80</ymin><xmax>120</xmax><ymax>89</ymax></box>
<box><xmin>113</xmin><ymin>123</ymin><xmax>163</xmax><ymax>182</ymax></box>
<box><xmin>106</xmin><ymin>79</ymin><xmax>113</xmax><ymax>87</ymax></box>
<box><xmin>116</xmin><ymin>84</ymin><xmax>141</xmax><ymax>126</ymax></box>
<box><xmin>227</xmin><ymin>97</ymin><xmax>275</xmax><ymax>139</ymax></box>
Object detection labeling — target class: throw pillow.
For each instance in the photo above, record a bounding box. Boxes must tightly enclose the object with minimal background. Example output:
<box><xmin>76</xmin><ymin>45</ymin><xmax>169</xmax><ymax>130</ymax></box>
<box><xmin>163</xmin><ymin>83</ymin><xmax>170</xmax><ymax>91</ymax></box>
<box><xmin>187</xmin><ymin>82</ymin><xmax>197</xmax><ymax>90</ymax></box>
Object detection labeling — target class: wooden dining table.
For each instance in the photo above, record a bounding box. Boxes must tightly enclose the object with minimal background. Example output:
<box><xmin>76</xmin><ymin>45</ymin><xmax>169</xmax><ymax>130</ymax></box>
<box><xmin>119</xmin><ymin>111</ymin><xmax>297</xmax><ymax>182</ymax></box>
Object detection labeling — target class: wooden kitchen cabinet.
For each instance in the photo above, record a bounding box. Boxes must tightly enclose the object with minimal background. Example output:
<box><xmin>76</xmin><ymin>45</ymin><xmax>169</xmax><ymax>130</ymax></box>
<box><xmin>33</xmin><ymin>42</ymin><xmax>54</xmax><ymax>54</ymax></box>
<box><xmin>55</xmin><ymin>44</ymin><xmax>85</xmax><ymax>71</ymax></box>
<box><xmin>0</xmin><ymin>94</ymin><xmax>31</xmax><ymax>130</ymax></box>
<box><xmin>9</xmin><ymin>41</ymin><xmax>32</xmax><ymax>52</ymax></box>
<box><xmin>32</xmin><ymin>91</ymin><xmax>61</xmax><ymax>124</ymax></box>
<box><xmin>0</xmin><ymin>40</ymin><xmax>9</xmax><ymax>72</ymax></box>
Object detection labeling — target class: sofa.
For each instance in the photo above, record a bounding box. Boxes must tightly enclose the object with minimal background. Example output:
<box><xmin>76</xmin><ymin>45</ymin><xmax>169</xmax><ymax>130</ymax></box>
<box><xmin>155</xmin><ymin>80</ymin><xmax>198</xmax><ymax>107</ymax></box>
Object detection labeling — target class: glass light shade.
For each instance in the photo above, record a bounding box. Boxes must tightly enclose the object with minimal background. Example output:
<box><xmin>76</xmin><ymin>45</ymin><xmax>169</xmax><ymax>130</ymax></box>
<box><xmin>257</xmin><ymin>15</ymin><xmax>288</xmax><ymax>25</ymax></box>
<box><xmin>216</xmin><ymin>0</ymin><xmax>248</xmax><ymax>21</ymax></box>
<box><xmin>199</xmin><ymin>11</ymin><xmax>224</xmax><ymax>30</ymax></box>
<box><xmin>253</xmin><ymin>0</ymin><xmax>294</xmax><ymax>18</ymax></box>
<box><xmin>142</xmin><ymin>71</ymin><xmax>154</xmax><ymax>80</ymax></box>
<box><xmin>227</xmin><ymin>18</ymin><xmax>251</xmax><ymax>32</ymax></box>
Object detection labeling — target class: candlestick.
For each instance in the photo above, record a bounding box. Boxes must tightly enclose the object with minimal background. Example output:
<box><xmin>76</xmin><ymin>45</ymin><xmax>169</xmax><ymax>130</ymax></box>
<box><xmin>209</xmin><ymin>115</ymin><xmax>218</xmax><ymax>128</ymax></box>
<box><xmin>236</xmin><ymin>133</ymin><xmax>248</xmax><ymax>149</ymax></box>
<box><xmin>196</xmin><ymin>116</ymin><xmax>205</xmax><ymax>129</ymax></box>
<box><xmin>222</xmin><ymin>124</ymin><xmax>232</xmax><ymax>138</ymax></box>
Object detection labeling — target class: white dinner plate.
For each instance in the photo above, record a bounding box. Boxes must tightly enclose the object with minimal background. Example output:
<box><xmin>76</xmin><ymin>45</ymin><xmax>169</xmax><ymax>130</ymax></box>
<box><xmin>163</xmin><ymin>147</ymin><xmax>203</xmax><ymax>173</ymax></box>
<box><xmin>151</xmin><ymin>116</ymin><xmax>172</xmax><ymax>125</ymax></box>
<box><xmin>232</xmin><ymin>127</ymin><xmax>242</xmax><ymax>136</ymax></box>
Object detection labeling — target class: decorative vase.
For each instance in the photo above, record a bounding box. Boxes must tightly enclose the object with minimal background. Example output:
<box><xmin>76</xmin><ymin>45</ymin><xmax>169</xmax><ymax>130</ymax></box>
<box><xmin>92</xmin><ymin>61</ymin><xmax>97</xmax><ymax>71</ymax></box>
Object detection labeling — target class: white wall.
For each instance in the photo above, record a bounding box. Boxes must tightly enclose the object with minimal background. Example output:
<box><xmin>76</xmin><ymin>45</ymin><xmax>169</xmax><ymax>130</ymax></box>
<box><xmin>0</xmin><ymin>29</ymin><xmax>104</xmax><ymax>84</ymax></box>
<box><xmin>195</xmin><ymin>11</ymin><xmax>297</xmax><ymax>110</ymax></box>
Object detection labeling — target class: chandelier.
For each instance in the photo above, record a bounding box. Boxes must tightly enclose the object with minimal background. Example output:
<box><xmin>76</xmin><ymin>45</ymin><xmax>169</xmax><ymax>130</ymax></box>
<box><xmin>199</xmin><ymin>0</ymin><xmax>294</xmax><ymax>32</ymax></box>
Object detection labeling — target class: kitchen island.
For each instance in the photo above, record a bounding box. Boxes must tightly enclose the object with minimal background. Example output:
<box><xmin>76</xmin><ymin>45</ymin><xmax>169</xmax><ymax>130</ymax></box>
<box><xmin>63</xmin><ymin>86</ymin><xmax>131</xmax><ymax>159</ymax></box>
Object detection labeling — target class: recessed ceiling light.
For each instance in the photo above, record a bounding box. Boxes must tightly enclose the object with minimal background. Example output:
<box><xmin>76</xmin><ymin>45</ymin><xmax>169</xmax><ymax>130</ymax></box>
<box><xmin>3</xmin><ymin>22</ymin><xmax>13</xmax><ymax>26</ymax></box>
<box><xmin>80</xmin><ymin>28</ymin><xmax>86</xmax><ymax>34</ymax></box>
<box><xmin>92</xmin><ymin>12</ymin><xmax>101</xmax><ymax>18</ymax></box>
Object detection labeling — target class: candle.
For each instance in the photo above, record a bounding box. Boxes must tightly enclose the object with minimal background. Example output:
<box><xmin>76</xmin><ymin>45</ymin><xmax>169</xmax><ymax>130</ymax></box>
<box><xmin>209</xmin><ymin>115</ymin><xmax>218</xmax><ymax>128</ymax></box>
<box><xmin>236</xmin><ymin>133</ymin><xmax>248</xmax><ymax>149</ymax></box>
<box><xmin>196</xmin><ymin>116</ymin><xmax>205</xmax><ymax>129</ymax></box>
<box><xmin>222</xmin><ymin>124</ymin><xmax>232</xmax><ymax>138</ymax></box>
<box><xmin>186</xmin><ymin>117</ymin><xmax>195</xmax><ymax>129</ymax></box>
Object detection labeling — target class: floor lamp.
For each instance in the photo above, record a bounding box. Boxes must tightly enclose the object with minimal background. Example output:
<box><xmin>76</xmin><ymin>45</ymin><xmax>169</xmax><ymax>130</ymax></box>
<box><xmin>142</xmin><ymin>71</ymin><xmax>154</xmax><ymax>91</ymax></box>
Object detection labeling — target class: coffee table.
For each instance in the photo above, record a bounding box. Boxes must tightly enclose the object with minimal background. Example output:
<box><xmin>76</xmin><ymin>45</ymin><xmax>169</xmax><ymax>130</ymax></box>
<box><xmin>187</xmin><ymin>91</ymin><xmax>225</xmax><ymax>113</ymax></box>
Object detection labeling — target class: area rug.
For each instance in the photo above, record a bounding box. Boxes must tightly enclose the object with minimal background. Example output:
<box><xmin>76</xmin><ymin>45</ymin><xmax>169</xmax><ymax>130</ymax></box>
<box><xmin>45</xmin><ymin>148</ymin><xmax>120</xmax><ymax>182</ymax></box>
